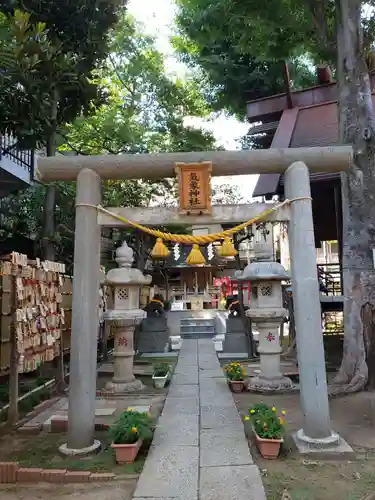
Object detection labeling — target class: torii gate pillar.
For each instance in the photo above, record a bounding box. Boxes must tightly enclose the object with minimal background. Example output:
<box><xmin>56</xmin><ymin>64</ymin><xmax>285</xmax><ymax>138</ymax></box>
<box><xmin>60</xmin><ymin>168</ymin><xmax>102</xmax><ymax>456</ymax></box>
<box><xmin>285</xmin><ymin>162</ymin><xmax>351</xmax><ymax>454</ymax></box>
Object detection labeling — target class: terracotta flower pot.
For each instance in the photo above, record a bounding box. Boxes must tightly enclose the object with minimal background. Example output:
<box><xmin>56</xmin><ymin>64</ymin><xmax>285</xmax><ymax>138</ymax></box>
<box><xmin>254</xmin><ymin>432</ymin><xmax>283</xmax><ymax>459</ymax></box>
<box><xmin>229</xmin><ymin>380</ymin><xmax>245</xmax><ymax>393</ymax></box>
<box><xmin>111</xmin><ymin>439</ymin><xmax>143</xmax><ymax>464</ymax></box>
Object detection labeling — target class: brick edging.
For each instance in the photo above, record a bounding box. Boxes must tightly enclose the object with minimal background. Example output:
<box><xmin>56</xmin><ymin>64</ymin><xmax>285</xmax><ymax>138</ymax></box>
<box><xmin>0</xmin><ymin>462</ymin><xmax>117</xmax><ymax>484</ymax></box>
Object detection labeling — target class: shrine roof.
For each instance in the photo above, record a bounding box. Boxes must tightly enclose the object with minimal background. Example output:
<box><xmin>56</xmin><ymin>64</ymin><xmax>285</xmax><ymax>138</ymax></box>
<box><xmin>252</xmin><ymin>99</ymin><xmax>372</xmax><ymax>198</ymax></box>
<box><xmin>250</xmin><ymin>74</ymin><xmax>375</xmax><ymax>199</ymax></box>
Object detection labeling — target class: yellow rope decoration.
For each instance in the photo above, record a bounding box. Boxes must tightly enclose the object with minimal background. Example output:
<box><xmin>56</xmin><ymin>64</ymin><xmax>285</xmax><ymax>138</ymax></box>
<box><xmin>93</xmin><ymin>200</ymin><xmax>290</xmax><ymax>245</ymax></box>
<box><xmin>76</xmin><ymin>197</ymin><xmax>309</xmax><ymax>264</ymax></box>
<box><xmin>186</xmin><ymin>244</ymin><xmax>206</xmax><ymax>265</ymax></box>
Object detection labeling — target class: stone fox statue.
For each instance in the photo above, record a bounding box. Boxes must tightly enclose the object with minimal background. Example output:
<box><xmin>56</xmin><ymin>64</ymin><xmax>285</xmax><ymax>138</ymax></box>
<box><xmin>144</xmin><ymin>293</ymin><xmax>165</xmax><ymax>317</ymax></box>
<box><xmin>225</xmin><ymin>295</ymin><xmax>248</xmax><ymax>317</ymax></box>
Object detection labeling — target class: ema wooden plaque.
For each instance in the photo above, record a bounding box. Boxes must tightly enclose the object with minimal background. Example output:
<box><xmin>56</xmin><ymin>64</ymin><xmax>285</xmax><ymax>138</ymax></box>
<box><xmin>175</xmin><ymin>161</ymin><xmax>212</xmax><ymax>215</ymax></box>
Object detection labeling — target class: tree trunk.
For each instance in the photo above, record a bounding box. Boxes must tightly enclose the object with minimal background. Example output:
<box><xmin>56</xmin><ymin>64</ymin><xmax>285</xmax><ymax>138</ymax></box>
<box><xmin>362</xmin><ymin>303</ymin><xmax>375</xmax><ymax>389</ymax></box>
<box><xmin>283</xmin><ymin>291</ymin><xmax>297</xmax><ymax>361</ymax></box>
<box><xmin>43</xmin><ymin>91</ymin><xmax>58</xmax><ymax>261</ymax></box>
<box><xmin>332</xmin><ymin>0</ymin><xmax>375</xmax><ymax>394</ymax></box>
<box><xmin>43</xmin><ymin>91</ymin><xmax>65</xmax><ymax>390</ymax></box>
<box><xmin>43</xmin><ymin>182</ymin><xmax>56</xmax><ymax>261</ymax></box>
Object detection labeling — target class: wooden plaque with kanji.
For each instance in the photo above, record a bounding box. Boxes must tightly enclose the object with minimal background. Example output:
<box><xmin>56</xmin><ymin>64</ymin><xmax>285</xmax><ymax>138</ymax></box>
<box><xmin>175</xmin><ymin>161</ymin><xmax>212</xmax><ymax>215</ymax></box>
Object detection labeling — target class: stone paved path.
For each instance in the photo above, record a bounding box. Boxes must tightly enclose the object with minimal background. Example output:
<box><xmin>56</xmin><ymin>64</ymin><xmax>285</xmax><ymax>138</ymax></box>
<box><xmin>132</xmin><ymin>339</ymin><xmax>267</xmax><ymax>500</ymax></box>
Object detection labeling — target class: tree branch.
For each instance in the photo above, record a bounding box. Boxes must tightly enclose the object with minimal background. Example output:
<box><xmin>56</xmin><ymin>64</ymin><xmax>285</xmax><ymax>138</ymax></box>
<box><xmin>59</xmin><ymin>133</ymin><xmax>89</xmax><ymax>156</ymax></box>
<box><xmin>303</xmin><ymin>0</ymin><xmax>337</xmax><ymax>61</ymax></box>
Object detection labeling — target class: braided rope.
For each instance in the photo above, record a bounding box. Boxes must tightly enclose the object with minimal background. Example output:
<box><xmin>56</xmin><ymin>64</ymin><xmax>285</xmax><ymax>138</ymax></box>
<box><xmin>77</xmin><ymin>199</ymin><xmax>296</xmax><ymax>244</ymax></box>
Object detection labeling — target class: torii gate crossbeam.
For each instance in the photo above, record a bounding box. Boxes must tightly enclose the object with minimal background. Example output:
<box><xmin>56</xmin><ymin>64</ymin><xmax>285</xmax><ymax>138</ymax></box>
<box><xmin>36</xmin><ymin>146</ymin><xmax>352</xmax><ymax>181</ymax></box>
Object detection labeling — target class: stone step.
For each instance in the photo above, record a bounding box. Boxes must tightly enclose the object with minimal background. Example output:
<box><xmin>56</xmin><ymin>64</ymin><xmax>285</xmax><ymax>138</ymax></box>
<box><xmin>180</xmin><ymin>319</ymin><xmax>215</xmax><ymax>327</ymax></box>
<box><xmin>181</xmin><ymin>332</ymin><xmax>216</xmax><ymax>339</ymax></box>
<box><xmin>180</xmin><ymin>317</ymin><xmax>215</xmax><ymax>322</ymax></box>
<box><xmin>181</xmin><ymin>325</ymin><xmax>215</xmax><ymax>333</ymax></box>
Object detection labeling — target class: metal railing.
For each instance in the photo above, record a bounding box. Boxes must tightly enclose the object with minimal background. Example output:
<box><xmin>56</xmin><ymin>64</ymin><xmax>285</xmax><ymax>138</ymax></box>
<box><xmin>0</xmin><ymin>135</ymin><xmax>34</xmax><ymax>177</ymax></box>
<box><xmin>317</xmin><ymin>262</ymin><xmax>342</xmax><ymax>296</ymax></box>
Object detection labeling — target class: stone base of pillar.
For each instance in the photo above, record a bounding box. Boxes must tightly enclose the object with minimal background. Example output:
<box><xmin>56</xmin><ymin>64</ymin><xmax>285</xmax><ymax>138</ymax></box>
<box><xmin>59</xmin><ymin>439</ymin><xmax>101</xmax><ymax>457</ymax></box>
<box><xmin>248</xmin><ymin>374</ymin><xmax>294</xmax><ymax>393</ymax></box>
<box><xmin>105</xmin><ymin>378</ymin><xmax>144</xmax><ymax>393</ymax></box>
<box><xmin>293</xmin><ymin>428</ymin><xmax>353</xmax><ymax>456</ymax></box>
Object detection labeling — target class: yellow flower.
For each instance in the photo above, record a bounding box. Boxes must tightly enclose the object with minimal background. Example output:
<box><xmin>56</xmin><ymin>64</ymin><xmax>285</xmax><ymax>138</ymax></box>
<box><xmin>279</xmin><ymin>417</ymin><xmax>284</xmax><ymax>425</ymax></box>
<box><xmin>127</xmin><ymin>407</ymin><xmax>133</xmax><ymax>412</ymax></box>
<box><xmin>131</xmin><ymin>426</ymin><xmax>137</xmax><ymax>433</ymax></box>
<box><xmin>281</xmin><ymin>410</ymin><xmax>286</xmax><ymax>416</ymax></box>
<box><xmin>244</xmin><ymin>416</ymin><xmax>250</xmax><ymax>421</ymax></box>
<box><xmin>250</xmin><ymin>409</ymin><xmax>255</xmax><ymax>414</ymax></box>
<box><xmin>271</xmin><ymin>406</ymin><xmax>276</xmax><ymax>412</ymax></box>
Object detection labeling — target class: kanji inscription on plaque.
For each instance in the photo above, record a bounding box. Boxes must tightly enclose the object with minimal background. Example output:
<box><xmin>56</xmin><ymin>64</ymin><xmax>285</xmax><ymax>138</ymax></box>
<box><xmin>175</xmin><ymin>161</ymin><xmax>212</xmax><ymax>215</ymax></box>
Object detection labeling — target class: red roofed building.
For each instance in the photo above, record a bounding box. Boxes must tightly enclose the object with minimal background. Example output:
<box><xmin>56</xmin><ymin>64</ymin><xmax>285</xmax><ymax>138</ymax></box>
<box><xmin>247</xmin><ymin>69</ymin><xmax>375</xmax><ymax>320</ymax></box>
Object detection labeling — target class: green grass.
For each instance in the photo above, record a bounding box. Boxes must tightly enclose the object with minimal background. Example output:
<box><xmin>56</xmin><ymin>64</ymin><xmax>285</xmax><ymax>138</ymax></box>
<box><xmin>260</xmin><ymin>458</ymin><xmax>375</xmax><ymax>500</ymax></box>
<box><xmin>1</xmin><ymin>432</ymin><xmax>148</xmax><ymax>474</ymax></box>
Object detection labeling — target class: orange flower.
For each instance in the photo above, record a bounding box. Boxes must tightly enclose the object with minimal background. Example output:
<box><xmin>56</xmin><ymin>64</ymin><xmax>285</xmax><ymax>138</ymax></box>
<box><xmin>131</xmin><ymin>426</ymin><xmax>137</xmax><ymax>433</ymax></box>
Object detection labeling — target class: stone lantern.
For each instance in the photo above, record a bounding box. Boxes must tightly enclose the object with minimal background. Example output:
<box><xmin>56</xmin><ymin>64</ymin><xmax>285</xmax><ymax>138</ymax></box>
<box><xmin>104</xmin><ymin>241</ymin><xmax>152</xmax><ymax>392</ymax></box>
<box><xmin>236</xmin><ymin>241</ymin><xmax>293</xmax><ymax>392</ymax></box>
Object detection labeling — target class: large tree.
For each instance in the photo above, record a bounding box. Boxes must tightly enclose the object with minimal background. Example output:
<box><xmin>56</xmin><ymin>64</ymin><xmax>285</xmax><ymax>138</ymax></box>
<box><xmin>173</xmin><ymin>0</ymin><xmax>316</xmax><ymax>120</ymax></box>
<box><xmin>60</xmin><ymin>15</ymin><xmax>215</xmax><ymax>156</ymax></box>
<box><xmin>0</xmin><ymin>1</ymin><xmax>121</xmax><ymax>259</ymax></box>
<box><xmin>0</xmin><ymin>13</ymin><xmax>219</xmax><ymax>270</ymax></box>
<box><xmin>173</xmin><ymin>0</ymin><xmax>375</xmax><ymax>393</ymax></box>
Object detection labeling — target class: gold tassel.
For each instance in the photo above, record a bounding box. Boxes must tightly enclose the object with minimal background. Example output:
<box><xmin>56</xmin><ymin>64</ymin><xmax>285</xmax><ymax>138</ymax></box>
<box><xmin>186</xmin><ymin>244</ymin><xmax>206</xmax><ymax>265</ymax></box>
<box><xmin>218</xmin><ymin>237</ymin><xmax>238</xmax><ymax>257</ymax></box>
<box><xmin>151</xmin><ymin>238</ymin><xmax>169</xmax><ymax>259</ymax></box>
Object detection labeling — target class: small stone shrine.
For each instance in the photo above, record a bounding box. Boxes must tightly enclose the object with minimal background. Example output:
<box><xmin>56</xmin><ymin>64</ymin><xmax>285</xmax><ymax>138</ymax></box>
<box><xmin>137</xmin><ymin>294</ymin><xmax>170</xmax><ymax>353</ymax></box>
<box><xmin>104</xmin><ymin>241</ymin><xmax>152</xmax><ymax>392</ymax></box>
<box><xmin>236</xmin><ymin>241</ymin><xmax>293</xmax><ymax>392</ymax></box>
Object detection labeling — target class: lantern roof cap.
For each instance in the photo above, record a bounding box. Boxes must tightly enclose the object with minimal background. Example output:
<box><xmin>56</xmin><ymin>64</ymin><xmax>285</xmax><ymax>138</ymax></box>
<box><xmin>105</xmin><ymin>241</ymin><xmax>152</xmax><ymax>286</ymax></box>
<box><xmin>235</xmin><ymin>241</ymin><xmax>289</xmax><ymax>282</ymax></box>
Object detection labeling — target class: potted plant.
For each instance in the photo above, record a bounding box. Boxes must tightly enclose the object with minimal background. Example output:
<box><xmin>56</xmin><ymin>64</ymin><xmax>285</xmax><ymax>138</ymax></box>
<box><xmin>109</xmin><ymin>409</ymin><xmax>153</xmax><ymax>464</ymax></box>
<box><xmin>245</xmin><ymin>403</ymin><xmax>286</xmax><ymax>459</ymax></box>
<box><xmin>223</xmin><ymin>362</ymin><xmax>246</xmax><ymax>392</ymax></box>
<box><xmin>152</xmin><ymin>362</ymin><xmax>170</xmax><ymax>388</ymax></box>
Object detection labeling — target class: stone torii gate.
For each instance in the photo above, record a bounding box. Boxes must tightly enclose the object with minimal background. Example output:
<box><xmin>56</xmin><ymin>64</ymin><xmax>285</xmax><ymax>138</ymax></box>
<box><xmin>37</xmin><ymin>146</ymin><xmax>352</xmax><ymax>455</ymax></box>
